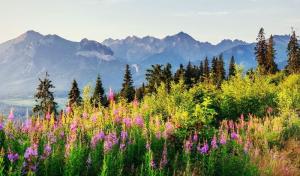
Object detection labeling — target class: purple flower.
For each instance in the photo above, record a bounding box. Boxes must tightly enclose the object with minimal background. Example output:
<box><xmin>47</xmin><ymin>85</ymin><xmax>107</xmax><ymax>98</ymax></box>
<box><xmin>91</xmin><ymin>131</ymin><xmax>105</xmax><ymax>148</ymax></box>
<box><xmin>108</xmin><ymin>88</ymin><xmax>114</xmax><ymax>102</ymax></box>
<box><xmin>120</xmin><ymin>143</ymin><xmax>126</xmax><ymax>151</ymax></box>
<box><xmin>8</xmin><ymin>109</ymin><xmax>14</xmax><ymax>121</ymax></box>
<box><xmin>150</xmin><ymin>160</ymin><xmax>156</xmax><ymax>168</ymax></box>
<box><xmin>24</xmin><ymin>145</ymin><xmax>38</xmax><ymax>160</ymax></box>
<box><xmin>184</xmin><ymin>138</ymin><xmax>192</xmax><ymax>153</ymax></box>
<box><xmin>134</xmin><ymin>116</ymin><xmax>144</xmax><ymax>128</ymax></box>
<box><xmin>193</xmin><ymin>132</ymin><xmax>198</xmax><ymax>142</ymax></box>
<box><xmin>92</xmin><ymin>116</ymin><xmax>97</xmax><ymax>122</ymax></box>
<box><xmin>45</xmin><ymin>112</ymin><xmax>51</xmax><ymax>120</ymax></box>
<box><xmin>159</xmin><ymin>144</ymin><xmax>168</xmax><ymax>169</ymax></box>
<box><xmin>82</xmin><ymin>112</ymin><xmax>88</xmax><ymax>119</ymax></box>
<box><xmin>123</xmin><ymin>117</ymin><xmax>132</xmax><ymax>127</ymax></box>
<box><xmin>43</xmin><ymin>144</ymin><xmax>52</xmax><ymax>158</ymax></box>
<box><xmin>199</xmin><ymin>143</ymin><xmax>209</xmax><ymax>154</ymax></box>
<box><xmin>220</xmin><ymin>133</ymin><xmax>227</xmax><ymax>145</ymax></box>
<box><xmin>66</xmin><ymin>106</ymin><xmax>71</xmax><ymax>114</ymax></box>
<box><xmin>104</xmin><ymin>132</ymin><xmax>118</xmax><ymax>153</ymax></box>
<box><xmin>121</xmin><ymin>131</ymin><xmax>128</xmax><ymax>141</ymax></box>
<box><xmin>0</xmin><ymin>122</ymin><xmax>3</xmax><ymax>131</ymax></box>
<box><xmin>8</xmin><ymin>153</ymin><xmax>19</xmax><ymax>162</ymax></box>
<box><xmin>231</xmin><ymin>132</ymin><xmax>238</xmax><ymax>140</ymax></box>
<box><xmin>70</xmin><ymin>121</ymin><xmax>77</xmax><ymax>132</ymax></box>
<box><xmin>211</xmin><ymin>135</ymin><xmax>218</xmax><ymax>149</ymax></box>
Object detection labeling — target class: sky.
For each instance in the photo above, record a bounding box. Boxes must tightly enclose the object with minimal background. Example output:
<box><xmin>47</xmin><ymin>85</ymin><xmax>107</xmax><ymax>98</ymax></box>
<box><xmin>0</xmin><ymin>0</ymin><xmax>299</xmax><ymax>44</ymax></box>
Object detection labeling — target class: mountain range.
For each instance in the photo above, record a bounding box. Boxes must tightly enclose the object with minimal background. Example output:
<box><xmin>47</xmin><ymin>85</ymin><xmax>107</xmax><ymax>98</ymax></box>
<box><xmin>0</xmin><ymin>30</ymin><xmax>291</xmax><ymax>99</ymax></box>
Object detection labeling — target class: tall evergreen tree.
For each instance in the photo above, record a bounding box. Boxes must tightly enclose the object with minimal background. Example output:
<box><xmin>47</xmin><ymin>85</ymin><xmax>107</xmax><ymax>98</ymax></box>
<box><xmin>266</xmin><ymin>35</ymin><xmax>278</xmax><ymax>74</ymax></box>
<box><xmin>91</xmin><ymin>75</ymin><xmax>107</xmax><ymax>107</ymax></box>
<box><xmin>199</xmin><ymin>61</ymin><xmax>204</xmax><ymax>82</ymax></box>
<box><xmin>184</xmin><ymin>61</ymin><xmax>194</xmax><ymax>89</ymax></box>
<box><xmin>216</xmin><ymin>56</ymin><xmax>226</xmax><ymax>86</ymax></box>
<box><xmin>203</xmin><ymin>57</ymin><xmax>210</xmax><ymax>80</ymax></box>
<box><xmin>211</xmin><ymin>57</ymin><xmax>218</xmax><ymax>84</ymax></box>
<box><xmin>255</xmin><ymin>28</ymin><xmax>268</xmax><ymax>74</ymax></box>
<box><xmin>121</xmin><ymin>64</ymin><xmax>135</xmax><ymax>102</ymax></box>
<box><xmin>146</xmin><ymin>64</ymin><xmax>163</xmax><ymax>93</ymax></box>
<box><xmin>135</xmin><ymin>83</ymin><xmax>146</xmax><ymax>101</ymax></box>
<box><xmin>162</xmin><ymin>63</ymin><xmax>173</xmax><ymax>92</ymax></box>
<box><xmin>174</xmin><ymin>64</ymin><xmax>185</xmax><ymax>83</ymax></box>
<box><xmin>228</xmin><ymin>56</ymin><xmax>236</xmax><ymax>78</ymax></box>
<box><xmin>287</xmin><ymin>30</ymin><xmax>300</xmax><ymax>74</ymax></box>
<box><xmin>68</xmin><ymin>79</ymin><xmax>82</xmax><ymax>106</ymax></box>
<box><xmin>33</xmin><ymin>72</ymin><xmax>57</xmax><ymax>116</ymax></box>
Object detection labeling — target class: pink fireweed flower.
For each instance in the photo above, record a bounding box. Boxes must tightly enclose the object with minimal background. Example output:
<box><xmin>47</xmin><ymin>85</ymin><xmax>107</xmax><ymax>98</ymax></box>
<box><xmin>199</xmin><ymin>142</ymin><xmax>209</xmax><ymax>154</ymax></box>
<box><xmin>133</xmin><ymin>98</ymin><xmax>139</xmax><ymax>108</ymax></box>
<box><xmin>121</xmin><ymin>131</ymin><xmax>128</xmax><ymax>141</ymax></box>
<box><xmin>91</xmin><ymin>131</ymin><xmax>105</xmax><ymax>148</ymax></box>
<box><xmin>267</xmin><ymin>107</ymin><xmax>273</xmax><ymax>114</ymax></box>
<box><xmin>134</xmin><ymin>116</ymin><xmax>144</xmax><ymax>128</ymax></box>
<box><xmin>155</xmin><ymin>132</ymin><xmax>162</xmax><ymax>139</ymax></box>
<box><xmin>146</xmin><ymin>141</ymin><xmax>151</xmax><ymax>150</ymax></box>
<box><xmin>184</xmin><ymin>138</ymin><xmax>193</xmax><ymax>153</ymax></box>
<box><xmin>108</xmin><ymin>88</ymin><xmax>114</xmax><ymax>102</ymax></box>
<box><xmin>82</xmin><ymin>112</ymin><xmax>88</xmax><ymax>119</ymax></box>
<box><xmin>123</xmin><ymin>117</ymin><xmax>132</xmax><ymax>127</ymax></box>
<box><xmin>66</xmin><ymin>106</ymin><xmax>71</xmax><ymax>114</ymax></box>
<box><xmin>164</xmin><ymin>122</ymin><xmax>174</xmax><ymax>138</ymax></box>
<box><xmin>8</xmin><ymin>109</ymin><xmax>14</xmax><ymax>121</ymax></box>
<box><xmin>24</xmin><ymin>144</ymin><xmax>38</xmax><ymax>160</ymax></box>
<box><xmin>42</xmin><ymin>144</ymin><xmax>52</xmax><ymax>158</ymax></box>
<box><xmin>120</xmin><ymin>143</ymin><xmax>126</xmax><ymax>151</ymax></box>
<box><xmin>228</xmin><ymin>120</ymin><xmax>234</xmax><ymax>130</ymax></box>
<box><xmin>0</xmin><ymin>122</ymin><xmax>3</xmax><ymax>130</ymax></box>
<box><xmin>70</xmin><ymin>121</ymin><xmax>78</xmax><ymax>132</ymax></box>
<box><xmin>150</xmin><ymin>160</ymin><xmax>156</xmax><ymax>168</ymax></box>
<box><xmin>104</xmin><ymin>132</ymin><xmax>118</xmax><ymax>153</ymax></box>
<box><xmin>231</xmin><ymin>131</ymin><xmax>238</xmax><ymax>140</ymax></box>
<box><xmin>46</xmin><ymin>112</ymin><xmax>51</xmax><ymax>120</ymax></box>
<box><xmin>211</xmin><ymin>135</ymin><xmax>218</xmax><ymax>149</ymax></box>
<box><xmin>193</xmin><ymin>132</ymin><xmax>198</xmax><ymax>143</ymax></box>
<box><xmin>8</xmin><ymin>152</ymin><xmax>19</xmax><ymax>162</ymax></box>
<box><xmin>92</xmin><ymin>115</ymin><xmax>97</xmax><ymax>122</ymax></box>
<box><xmin>220</xmin><ymin>133</ymin><xmax>227</xmax><ymax>145</ymax></box>
<box><xmin>159</xmin><ymin>143</ymin><xmax>168</xmax><ymax>169</ymax></box>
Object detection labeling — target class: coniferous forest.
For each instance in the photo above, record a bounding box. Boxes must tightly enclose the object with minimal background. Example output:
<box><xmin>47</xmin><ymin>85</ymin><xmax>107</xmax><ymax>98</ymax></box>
<box><xmin>0</xmin><ymin>27</ymin><xmax>300</xmax><ymax>176</ymax></box>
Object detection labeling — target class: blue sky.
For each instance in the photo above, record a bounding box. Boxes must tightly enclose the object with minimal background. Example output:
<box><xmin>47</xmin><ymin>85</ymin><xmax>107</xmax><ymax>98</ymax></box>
<box><xmin>0</xmin><ymin>0</ymin><xmax>299</xmax><ymax>44</ymax></box>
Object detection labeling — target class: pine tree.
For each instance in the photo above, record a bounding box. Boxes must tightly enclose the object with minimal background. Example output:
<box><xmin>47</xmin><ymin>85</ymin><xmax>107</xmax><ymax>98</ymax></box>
<box><xmin>228</xmin><ymin>56</ymin><xmax>236</xmax><ymax>78</ymax></box>
<box><xmin>146</xmin><ymin>64</ymin><xmax>163</xmax><ymax>93</ymax></box>
<box><xmin>33</xmin><ymin>72</ymin><xmax>57</xmax><ymax>116</ymax></box>
<box><xmin>266</xmin><ymin>35</ymin><xmax>278</xmax><ymax>74</ymax></box>
<box><xmin>68</xmin><ymin>79</ymin><xmax>82</xmax><ymax>106</ymax></box>
<box><xmin>174</xmin><ymin>64</ymin><xmax>185</xmax><ymax>83</ymax></box>
<box><xmin>135</xmin><ymin>83</ymin><xmax>146</xmax><ymax>100</ymax></box>
<box><xmin>216</xmin><ymin>56</ymin><xmax>226</xmax><ymax>87</ymax></box>
<box><xmin>199</xmin><ymin>61</ymin><xmax>204</xmax><ymax>82</ymax></box>
<box><xmin>162</xmin><ymin>63</ymin><xmax>173</xmax><ymax>92</ymax></box>
<box><xmin>211</xmin><ymin>57</ymin><xmax>218</xmax><ymax>84</ymax></box>
<box><xmin>287</xmin><ymin>30</ymin><xmax>300</xmax><ymax>74</ymax></box>
<box><xmin>121</xmin><ymin>64</ymin><xmax>135</xmax><ymax>102</ymax></box>
<box><xmin>255</xmin><ymin>28</ymin><xmax>268</xmax><ymax>74</ymax></box>
<box><xmin>203</xmin><ymin>57</ymin><xmax>210</xmax><ymax>80</ymax></box>
<box><xmin>184</xmin><ymin>61</ymin><xmax>194</xmax><ymax>89</ymax></box>
<box><xmin>91</xmin><ymin>75</ymin><xmax>107</xmax><ymax>107</ymax></box>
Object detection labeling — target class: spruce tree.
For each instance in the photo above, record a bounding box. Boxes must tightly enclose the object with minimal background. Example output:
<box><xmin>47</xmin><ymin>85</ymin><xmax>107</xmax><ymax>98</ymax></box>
<box><xmin>121</xmin><ymin>64</ymin><xmax>135</xmax><ymax>102</ymax></box>
<box><xmin>203</xmin><ymin>57</ymin><xmax>210</xmax><ymax>80</ymax></box>
<box><xmin>146</xmin><ymin>64</ymin><xmax>163</xmax><ymax>93</ymax></box>
<box><xmin>199</xmin><ymin>61</ymin><xmax>204</xmax><ymax>82</ymax></box>
<box><xmin>162</xmin><ymin>63</ymin><xmax>173</xmax><ymax>92</ymax></box>
<box><xmin>287</xmin><ymin>30</ymin><xmax>300</xmax><ymax>74</ymax></box>
<box><xmin>255</xmin><ymin>28</ymin><xmax>268</xmax><ymax>74</ymax></box>
<box><xmin>91</xmin><ymin>75</ymin><xmax>107</xmax><ymax>107</ymax></box>
<box><xmin>68</xmin><ymin>79</ymin><xmax>82</xmax><ymax>106</ymax></box>
<box><xmin>135</xmin><ymin>83</ymin><xmax>146</xmax><ymax>101</ymax></box>
<box><xmin>228</xmin><ymin>56</ymin><xmax>236</xmax><ymax>78</ymax></box>
<box><xmin>216</xmin><ymin>56</ymin><xmax>226</xmax><ymax>87</ymax></box>
<box><xmin>33</xmin><ymin>72</ymin><xmax>57</xmax><ymax>116</ymax></box>
<box><xmin>266</xmin><ymin>35</ymin><xmax>278</xmax><ymax>74</ymax></box>
<box><xmin>174</xmin><ymin>64</ymin><xmax>185</xmax><ymax>83</ymax></box>
<box><xmin>184</xmin><ymin>61</ymin><xmax>194</xmax><ymax>89</ymax></box>
<box><xmin>211</xmin><ymin>57</ymin><xmax>218</xmax><ymax>84</ymax></box>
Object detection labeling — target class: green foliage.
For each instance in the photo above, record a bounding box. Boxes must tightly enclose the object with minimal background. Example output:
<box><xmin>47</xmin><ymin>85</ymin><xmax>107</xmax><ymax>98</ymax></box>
<box><xmin>220</xmin><ymin>69</ymin><xmax>277</xmax><ymax>120</ymax></box>
<box><xmin>91</xmin><ymin>75</ymin><xmax>107</xmax><ymax>107</ymax></box>
<box><xmin>121</xmin><ymin>64</ymin><xmax>135</xmax><ymax>102</ymax></box>
<box><xmin>68</xmin><ymin>79</ymin><xmax>82</xmax><ymax>107</ymax></box>
<box><xmin>33</xmin><ymin>72</ymin><xmax>57</xmax><ymax>116</ymax></box>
